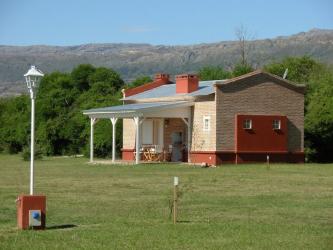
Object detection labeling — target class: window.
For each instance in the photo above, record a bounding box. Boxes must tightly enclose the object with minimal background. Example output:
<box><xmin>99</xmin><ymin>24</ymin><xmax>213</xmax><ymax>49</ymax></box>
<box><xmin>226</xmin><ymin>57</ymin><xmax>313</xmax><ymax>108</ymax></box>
<box><xmin>273</xmin><ymin>119</ymin><xmax>281</xmax><ymax>130</ymax></box>
<box><xmin>243</xmin><ymin>119</ymin><xmax>252</xmax><ymax>129</ymax></box>
<box><xmin>203</xmin><ymin>116</ymin><xmax>211</xmax><ymax>131</ymax></box>
<box><xmin>142</xmin><ymin>120</ymin><xmax>153</xmax><ymax>144</ymax></box>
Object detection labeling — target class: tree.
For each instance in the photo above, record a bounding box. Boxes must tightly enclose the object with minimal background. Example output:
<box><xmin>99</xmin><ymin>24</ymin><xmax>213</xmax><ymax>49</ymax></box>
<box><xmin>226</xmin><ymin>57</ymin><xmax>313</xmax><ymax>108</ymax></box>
<box><xmin>73</xmin><ymin>80</ymin><xmax>122</xmax><ymax>157</ymax></box>
<box><xmin>264</xmin><ymin>56</ymin><xmax>321</xmax><ymax>83</ymax></box>
<box><xmin>232</xmin><ymin>63</ymin><xmax>253</xmax><ymax>77</ymax></box>
<box><xmin>71</xmin><ymin>64</ymin><xmax>96</xmax><ymax>91</ymax></box>
<box><xmin>34</xmin><ymin>65</ymin><xmax>124</xmax><ymax>156</ymax></box>
<box><xmin>0</xmin><ymin>95</ymin><xmax>30</xmax><ymax>153</ymax></box>
<box><xmin>128</xmin><ymin>76</ymin><xmax>153</xmax><ymax>88</ymax></box>
<box><xmin>198</xmin><ymin>66</ymin><xmax>231</xmax><ymax>80</ymax></box>
<box><xmin>36</xmin><ymin>72</ymin><xmax>80</xmax><ymax>155</ymax></box>
<box><xmin>88</xmin><ymin>67</ymin><xmax>124</xmax><ymax>91</ymax></box>
<box><xmin>235</xmin><ymin>25</ymin><xmax>254</xmax><ymax>66</ymax></box>
<box><xmin>305</xmin><ymin>66</ymin><xmax>333</xmax><ymax>162</ymax></box>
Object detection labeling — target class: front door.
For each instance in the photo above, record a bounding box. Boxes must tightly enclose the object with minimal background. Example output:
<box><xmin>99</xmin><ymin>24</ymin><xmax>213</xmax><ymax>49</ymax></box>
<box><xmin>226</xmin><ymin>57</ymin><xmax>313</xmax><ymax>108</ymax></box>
<box><xmin>171</xmin><ymin>132</ymin><xmax>183</xmax><ymax>162</ymax></box>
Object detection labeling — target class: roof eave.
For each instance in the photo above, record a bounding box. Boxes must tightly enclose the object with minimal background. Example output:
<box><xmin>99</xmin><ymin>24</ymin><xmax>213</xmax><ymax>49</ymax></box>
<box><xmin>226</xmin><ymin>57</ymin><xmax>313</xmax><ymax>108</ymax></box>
<box><xmin>214</xmin><ymin>70</ymin><xmax>306</xmax><ymax>93</ymax></box>
<box><xmin>121</xmin><ymin>95</ymin><xmax>197</xmax><ymax>103</ymax></box>
<box><xmin>82</xmin><ymin>101</ymin><xmax>194</xmax><ymax>118</ymax></box>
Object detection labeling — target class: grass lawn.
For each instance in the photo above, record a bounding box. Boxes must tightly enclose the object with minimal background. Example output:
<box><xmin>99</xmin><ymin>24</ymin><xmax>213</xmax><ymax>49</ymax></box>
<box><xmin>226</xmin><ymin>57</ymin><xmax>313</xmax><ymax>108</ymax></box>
<box><xmin>0</xmin><ymin>154</ymin><xmax>332</xmax><ymax>249</ymax></box>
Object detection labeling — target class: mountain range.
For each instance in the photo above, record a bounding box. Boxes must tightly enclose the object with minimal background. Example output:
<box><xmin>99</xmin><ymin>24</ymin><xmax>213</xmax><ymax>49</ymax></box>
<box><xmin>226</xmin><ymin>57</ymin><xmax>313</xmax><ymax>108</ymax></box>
<box><xmin>0</xmin><ymin>28</ymin><xmax>333</xmax><ymax>97</ymax></box>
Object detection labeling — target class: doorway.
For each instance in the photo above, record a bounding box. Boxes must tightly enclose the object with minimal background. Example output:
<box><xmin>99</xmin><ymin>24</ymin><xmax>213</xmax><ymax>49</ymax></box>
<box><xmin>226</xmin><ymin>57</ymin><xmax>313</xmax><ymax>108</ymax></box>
<box><xmin>171</xmin><ymin>132</ymin><xmax>183</xmax><ymax>162</ymax></box>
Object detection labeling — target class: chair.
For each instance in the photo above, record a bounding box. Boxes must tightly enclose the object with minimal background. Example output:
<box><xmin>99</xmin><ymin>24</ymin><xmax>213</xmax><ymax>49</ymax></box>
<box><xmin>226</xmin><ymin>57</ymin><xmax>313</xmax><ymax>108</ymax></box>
<box><xmin>133</xmin><ymin>147</ymin><xmax>145</xmax><ymax>161</ymax></box>
<box><xmin>163</xmin><ymin>145</ymin><xmax>172</xmax><ymax>162</ymax></box>
<box><xmin>150</xmin><ymin>145</ymin><xmax>163</xmax><ymax>162</ymax></box>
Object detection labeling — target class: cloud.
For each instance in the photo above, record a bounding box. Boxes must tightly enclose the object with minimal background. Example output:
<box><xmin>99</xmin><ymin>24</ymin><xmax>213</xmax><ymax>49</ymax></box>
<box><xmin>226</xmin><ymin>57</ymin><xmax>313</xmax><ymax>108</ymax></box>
<box><xmin>121</xmin><ymin>26</ymin><xmax>155</xmax><ymax>33</ymax></box>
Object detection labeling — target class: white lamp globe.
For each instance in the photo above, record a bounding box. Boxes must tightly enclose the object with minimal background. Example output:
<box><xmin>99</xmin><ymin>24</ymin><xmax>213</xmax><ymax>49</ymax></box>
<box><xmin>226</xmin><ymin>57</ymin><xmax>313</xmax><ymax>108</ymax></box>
<box><xmin>24</xmin><ymin>65</ymin><xmax>44</xmax><ymax>92</ymax></box>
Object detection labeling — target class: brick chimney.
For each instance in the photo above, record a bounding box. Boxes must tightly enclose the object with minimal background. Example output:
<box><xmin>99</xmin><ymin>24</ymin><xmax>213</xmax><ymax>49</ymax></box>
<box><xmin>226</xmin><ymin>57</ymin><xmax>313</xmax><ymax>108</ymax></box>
<box><xmin>155</xmin><ymin>73</ymin><xmax>170</xmax><ymax>84</ymax></box>
<box><xmin>176</xmin><ymin>74</ymin><xmax>199</xmax><ymax>93</ymax></box>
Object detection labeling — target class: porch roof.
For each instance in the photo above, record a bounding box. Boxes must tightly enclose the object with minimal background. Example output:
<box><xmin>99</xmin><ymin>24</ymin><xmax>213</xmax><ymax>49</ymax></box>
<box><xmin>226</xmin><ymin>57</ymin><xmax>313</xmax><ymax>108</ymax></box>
<box><xmin>83</xmin><ymin>101</ymin><xmax>193</xmax><ymax>118</ymax></box>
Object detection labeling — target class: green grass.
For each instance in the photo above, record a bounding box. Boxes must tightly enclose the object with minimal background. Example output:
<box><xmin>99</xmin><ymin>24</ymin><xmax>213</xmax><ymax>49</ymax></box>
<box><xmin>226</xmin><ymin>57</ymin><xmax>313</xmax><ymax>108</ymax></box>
<box><xmin>0</xmin><ymin>154</ymin><xmax>332</xmax><ymax>249</ymax></box>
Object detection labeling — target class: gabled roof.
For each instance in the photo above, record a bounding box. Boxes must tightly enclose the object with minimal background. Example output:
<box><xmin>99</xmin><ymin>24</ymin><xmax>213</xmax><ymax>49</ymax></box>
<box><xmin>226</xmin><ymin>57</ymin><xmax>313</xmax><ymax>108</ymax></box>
<box><xmin>122</xmin><ymin>80</ymin><xmax>223</xmax><ymax>101</ymax></box>
<box><xmin>214</xmin><ymin>70</ymin><xmax>306</xmax><ymax>94</ymax></box>
<box><xmin>121</xmin><ymin>70</ymin><xmax>304</xmax><ymax>102</ymax></box>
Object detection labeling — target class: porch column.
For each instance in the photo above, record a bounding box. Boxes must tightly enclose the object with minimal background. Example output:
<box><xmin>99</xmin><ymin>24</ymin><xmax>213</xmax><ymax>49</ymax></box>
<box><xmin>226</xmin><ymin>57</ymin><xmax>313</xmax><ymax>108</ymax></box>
<box><xmin>90</xmin><ymin>117</ymin><xmax>97</xmax><ymax>163</ymax></box>
<box><xmin>181</xmin><ymin>117</ymin><xmax>191</xmax><ymax>163</ymax></box>
<box><xmin>110</xmin><ymin>117</ymin><xmax>118</xmax><ymax>163</ymax></box>
<box><xmin>187</xmin><ymin>116</ymin><xmax>192</xmax><ymax>162</ymax></box>
<box><xmin>133</xmin><ymin>116</ymin><xmax>140</xmax><ymax>165</ymax></box>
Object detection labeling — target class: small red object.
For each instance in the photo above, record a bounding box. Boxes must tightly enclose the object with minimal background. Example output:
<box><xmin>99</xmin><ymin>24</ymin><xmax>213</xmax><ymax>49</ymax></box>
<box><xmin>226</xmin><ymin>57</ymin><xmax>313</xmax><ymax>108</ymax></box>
<box><xmin>16</xmin><ymin>195</ymin><xmax>46</xmax><ymax>230</ymax></box>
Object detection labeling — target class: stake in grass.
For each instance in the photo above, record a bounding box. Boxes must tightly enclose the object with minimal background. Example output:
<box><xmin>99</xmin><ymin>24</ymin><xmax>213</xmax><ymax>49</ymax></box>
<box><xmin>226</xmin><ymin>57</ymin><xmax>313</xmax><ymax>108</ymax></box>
<box><xmin>173</xmin><ymin>176</ymin><xmax>179</xmax><ymax>224</ymax></box>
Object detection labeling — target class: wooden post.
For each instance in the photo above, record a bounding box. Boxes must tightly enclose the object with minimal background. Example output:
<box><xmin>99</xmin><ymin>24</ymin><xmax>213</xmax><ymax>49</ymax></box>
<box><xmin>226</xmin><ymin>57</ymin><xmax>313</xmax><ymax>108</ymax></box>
<box><xmin>173</xmin><ymin>177</ymin><xmax>179</xmax><ymax>224</ymax></box>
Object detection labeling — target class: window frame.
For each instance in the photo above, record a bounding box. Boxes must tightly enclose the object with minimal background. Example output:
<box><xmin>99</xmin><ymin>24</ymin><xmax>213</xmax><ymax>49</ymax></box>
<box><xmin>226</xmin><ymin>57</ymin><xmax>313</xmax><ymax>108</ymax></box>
<box><xmin>243</xmin><ymin>119</ymin><xmax>252</xmax><ymax>130</ymax></box>
<box><xmin>203</xmin><ymin>116</ymin><xmax>211</xmax><ymax>132</ymax></box>
<box><xmin>273</xmin><ymin>119</ymin><xmax>281</xmax><ymax>130</ymax></box>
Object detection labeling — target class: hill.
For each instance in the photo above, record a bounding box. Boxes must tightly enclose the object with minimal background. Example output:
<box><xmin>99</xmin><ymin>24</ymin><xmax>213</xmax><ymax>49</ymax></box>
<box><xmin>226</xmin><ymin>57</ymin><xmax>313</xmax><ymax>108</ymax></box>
<box><xmin>1</xmin><ymin>28</ymin><xmax>333</xmax><ymax>96</ymax></box>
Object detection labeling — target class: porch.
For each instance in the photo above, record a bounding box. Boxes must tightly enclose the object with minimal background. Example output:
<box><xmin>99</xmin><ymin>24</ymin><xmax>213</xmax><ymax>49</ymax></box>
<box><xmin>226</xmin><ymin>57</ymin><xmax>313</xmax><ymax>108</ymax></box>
<box><xmin>83</xmin><ymin>101</ymin><xmax>193</xmax><ymax>164</ymax></box>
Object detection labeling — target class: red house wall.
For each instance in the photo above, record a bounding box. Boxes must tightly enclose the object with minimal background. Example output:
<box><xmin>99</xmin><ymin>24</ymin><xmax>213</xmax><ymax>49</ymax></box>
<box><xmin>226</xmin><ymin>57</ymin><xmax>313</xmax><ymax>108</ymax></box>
<box><xmin>235</xmin><ymin>114</ymin><xmax>288</xmax><ymax>153</ymax></box>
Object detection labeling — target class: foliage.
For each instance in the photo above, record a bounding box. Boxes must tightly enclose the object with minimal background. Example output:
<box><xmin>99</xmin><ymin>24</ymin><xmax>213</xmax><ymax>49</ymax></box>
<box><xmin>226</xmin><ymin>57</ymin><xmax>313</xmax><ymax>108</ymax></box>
<box><xmin>305</xmin><ymin>68</ymin><xmax>333</xmax><ymax>162</ymax></box>
<box><xmin>0</xmin><ymin>95</ymin><xmax>30</xmax><ymax>154</ymax></box>
<box><xmin>127</xmin><ymin>75</ymin><xmax>153</xmax><ymax>88</ymax></box>
<box><xmin>22</xmin><ymin>146</ymin><xmax>43</xmax><ymax>161</ymax></box>
<box><xmin>88</xmin><ymin>67</ymin><xmax>124</xmax><ymax>91</ymax></box>
<box><xmin>198</xmin><ymin>66</ymin><xmax>231</xmax><ymax>80</ymax></box>
<box><xmin>232</xmin><ymin>63</ymin><xmax>253</xmax><ymax>77</ymax></box>
<box><xmin>198</xmin><ymin>64</ymin><xmax>253</xmax><ymax>80</ymax></box>
<box><xmin>264</xmin><ymin>56</ymin><xmax>321</xmax><ymax>83</ymax></box>
<box><xmin>0</xmin><ymin>64</ymin><xmax>123</xmax><ymax>158</ymax></box>
<box><xmin>71</xmin><ymin>64</ymin><xmax>96</xmax><ymax>91</ymax></box>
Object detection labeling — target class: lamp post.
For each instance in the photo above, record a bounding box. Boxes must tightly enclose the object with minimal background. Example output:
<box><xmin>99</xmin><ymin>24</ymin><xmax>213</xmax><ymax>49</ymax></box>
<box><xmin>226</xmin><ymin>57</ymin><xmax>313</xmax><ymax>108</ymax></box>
<box><xmin>24</xmin><ymin>65</ymin><xmax>44</xmax><ymax>195</ymax></box>
<box><xmin>17</xmin><ymin>66</ymin><xmax>46</xmax><ymax>230</ymax></box>
<box><xmin>16</xmin><ymin>66</ymin><xmax>46</xmax><ymax>230</ymax></box>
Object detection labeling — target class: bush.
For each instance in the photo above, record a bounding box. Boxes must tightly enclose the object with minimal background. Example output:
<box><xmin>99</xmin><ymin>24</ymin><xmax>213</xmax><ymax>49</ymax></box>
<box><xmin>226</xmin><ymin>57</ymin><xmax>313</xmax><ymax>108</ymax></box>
<box><xmin>22</xmin><ymin>147</ymin><xmax>43</xmax><ymax>161</ymax></box>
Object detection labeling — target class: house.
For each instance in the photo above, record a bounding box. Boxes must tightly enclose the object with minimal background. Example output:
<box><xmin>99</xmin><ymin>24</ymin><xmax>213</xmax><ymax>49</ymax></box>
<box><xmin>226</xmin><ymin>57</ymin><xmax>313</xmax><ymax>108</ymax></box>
<box><xmin>83</xmin><ymin>70</ymin><xmax>305</xmax><ymax>165</ymax></box>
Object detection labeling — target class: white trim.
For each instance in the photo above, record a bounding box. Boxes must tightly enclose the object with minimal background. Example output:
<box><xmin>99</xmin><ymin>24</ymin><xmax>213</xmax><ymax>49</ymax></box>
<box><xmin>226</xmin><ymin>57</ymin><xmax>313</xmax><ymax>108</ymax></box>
<box><xmin>243</xmin><ymin>119</ymin><xmax>252</xmax><ymax>129</ymax></box>
<box><xmin>82</xmin><ymin>101</ymin><xmax>194</xmax><ymax>119</ymax></box>
<box><xmin>133</xmin><ymin>116</ymin><xmax>141</xmax><ymax>165</ymax></box>
<box><xmin>273</xmin><ymin>119</ymin><xmax>281</xmax><ymax>130</ymax></box>
<box><xmin>90</xmin><ymin>117</ymin><xmax>97</xmax><ymax>163</ymax></box>
<box><xmin>203</xmin><ymin>116</ymin><xmax>211</xmax><ymax>131</ymax></box>
<box><xmin>110</xmin><ymin>117</ymin><xmax>118</xmax><ymax>163</ymax></box>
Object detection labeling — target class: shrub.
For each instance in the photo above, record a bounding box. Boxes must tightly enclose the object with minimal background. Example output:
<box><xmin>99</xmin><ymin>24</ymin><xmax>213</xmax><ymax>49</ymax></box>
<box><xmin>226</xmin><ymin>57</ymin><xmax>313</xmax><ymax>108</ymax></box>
<box><xmin>22</xmin><ymin>147</ymin><xmax>43</xmax><ymax>161</ymax></box>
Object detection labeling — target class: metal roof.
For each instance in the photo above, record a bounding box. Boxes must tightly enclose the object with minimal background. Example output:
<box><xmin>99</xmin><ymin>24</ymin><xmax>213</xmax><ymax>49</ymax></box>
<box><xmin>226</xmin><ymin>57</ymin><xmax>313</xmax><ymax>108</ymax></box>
<box><xmin>122</xmin><ymin>80</ymin><xmax>225</xmax><ymax>100</ymax></box>
<box><xmin>83</xmin><ymin>101</ymin><xmax>193</xmax><ymax>118</ymax></box>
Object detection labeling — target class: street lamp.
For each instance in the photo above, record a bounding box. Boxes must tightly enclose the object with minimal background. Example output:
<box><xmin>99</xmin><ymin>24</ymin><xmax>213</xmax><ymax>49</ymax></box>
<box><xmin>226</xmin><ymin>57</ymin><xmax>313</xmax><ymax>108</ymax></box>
<box><xmin>24</xmin><ymin>65</ymin><xmax>44</xmax><ymax>195</ymax></box>
<box><xmin>16</xmin><ymin>65</ymin><xmax>46</xmax><ymax>230</ymax></box>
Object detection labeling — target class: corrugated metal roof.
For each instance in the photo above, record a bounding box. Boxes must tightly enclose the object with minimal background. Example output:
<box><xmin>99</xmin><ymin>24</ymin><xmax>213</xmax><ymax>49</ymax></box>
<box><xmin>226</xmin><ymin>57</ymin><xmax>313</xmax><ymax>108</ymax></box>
<box><xmin>123</xmin><ymin>80</ymin><xmax>225</xmax><ymax>100</ymax></box>
<box><xmin>83</xmin><ymin>101</ymin><xmax>192</xmax><ymax>115</ymax></box>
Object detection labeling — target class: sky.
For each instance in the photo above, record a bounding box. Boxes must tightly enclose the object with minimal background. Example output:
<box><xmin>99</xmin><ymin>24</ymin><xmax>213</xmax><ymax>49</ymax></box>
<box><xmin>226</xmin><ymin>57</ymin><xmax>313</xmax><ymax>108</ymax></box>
<box><xmin>0</xmin><ymin>0</ymin><xmax>332</xmax><ymax>46</ymax></box>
